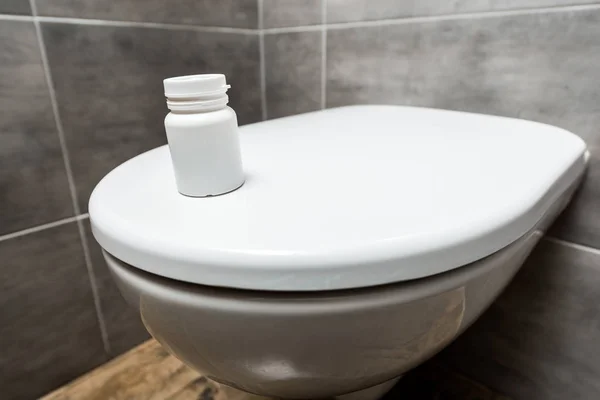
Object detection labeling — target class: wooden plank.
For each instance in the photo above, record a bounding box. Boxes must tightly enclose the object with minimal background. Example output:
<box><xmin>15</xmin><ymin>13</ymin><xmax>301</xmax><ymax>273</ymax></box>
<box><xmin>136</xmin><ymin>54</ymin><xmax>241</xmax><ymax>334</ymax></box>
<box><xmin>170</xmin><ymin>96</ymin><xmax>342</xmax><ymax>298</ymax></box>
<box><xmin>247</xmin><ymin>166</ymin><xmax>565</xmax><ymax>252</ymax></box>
<box><xmin>40</xmin><ymin>340</ymin><xmax>263</xmax><ymax>400</ymax></box>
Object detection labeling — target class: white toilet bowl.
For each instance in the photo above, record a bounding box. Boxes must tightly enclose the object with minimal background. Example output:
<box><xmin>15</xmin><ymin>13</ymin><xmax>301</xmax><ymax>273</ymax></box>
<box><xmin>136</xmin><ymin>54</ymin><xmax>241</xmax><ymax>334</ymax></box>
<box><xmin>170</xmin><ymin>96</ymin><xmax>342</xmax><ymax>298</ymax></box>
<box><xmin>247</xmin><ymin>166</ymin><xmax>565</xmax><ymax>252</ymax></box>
<box><xmin>89</xmin><ymin>105</ymin><xmax>587</xmax><ymax>399</ymax></box>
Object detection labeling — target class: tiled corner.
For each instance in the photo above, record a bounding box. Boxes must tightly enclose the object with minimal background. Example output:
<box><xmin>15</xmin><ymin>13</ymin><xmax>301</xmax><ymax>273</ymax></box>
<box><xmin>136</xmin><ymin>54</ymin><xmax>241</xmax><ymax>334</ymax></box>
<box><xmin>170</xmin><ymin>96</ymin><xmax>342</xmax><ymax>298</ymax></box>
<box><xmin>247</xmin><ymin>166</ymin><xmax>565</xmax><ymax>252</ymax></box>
<box><xmin>83</xmin><ymin>220</ymin><xmax>150</xmax><ymax>357</ymax></box>
<box><xmin>41</xmin><ymin>22</ymin><xmax>261</xmax><ymax>212</ymax></box>
<box><xmin>264</xmin><ymin>31</ymin><xmax>322</xmax><ymax>119</ymax></box>
<box><xmin>0</xmin><ymin>0</ymin><xmax>32</xmax><ymax>15</ymax></box>
<box><xmin>0</xmin><ymin>222</ymin><xmax>107</xmax><ymax>400</ymax></box>
<box><xmin>35</xmin><ymin>0</ymin><xmax>259</xmax><ymax>28</ymax></box>
<box><xmin>326</xmin><ymin>0</ymin><xmax>599</xmax><ymax>23</ymax></box>
<box><xmin>437</xmin><ymin>239</ymin><xmax>600</xmax><ymax>399</ymax></box>
<box><xmin>262</xmin><ymin>0</ymin><xmax>322</xmax><ymax>29</ymax></box>
<box><xmin>326</xmin><ymin>8</ymin><xmax>600</xmax><ymax>249</ymax></box>
<box><xmin>0</xmin><ymin>20</ymin><xmax>73</xmax><ymax>235</ymax></box>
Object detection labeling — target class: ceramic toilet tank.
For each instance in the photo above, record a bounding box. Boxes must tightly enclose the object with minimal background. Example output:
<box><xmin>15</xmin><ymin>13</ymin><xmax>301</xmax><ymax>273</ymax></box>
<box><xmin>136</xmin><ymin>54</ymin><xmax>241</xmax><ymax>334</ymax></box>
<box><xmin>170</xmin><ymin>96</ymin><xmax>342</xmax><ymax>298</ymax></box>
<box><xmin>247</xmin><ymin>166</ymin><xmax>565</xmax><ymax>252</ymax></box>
<box><xmin>89</xmin><ymin>105</ymin><xmax>587</xmax><ymax>399</ymax></box>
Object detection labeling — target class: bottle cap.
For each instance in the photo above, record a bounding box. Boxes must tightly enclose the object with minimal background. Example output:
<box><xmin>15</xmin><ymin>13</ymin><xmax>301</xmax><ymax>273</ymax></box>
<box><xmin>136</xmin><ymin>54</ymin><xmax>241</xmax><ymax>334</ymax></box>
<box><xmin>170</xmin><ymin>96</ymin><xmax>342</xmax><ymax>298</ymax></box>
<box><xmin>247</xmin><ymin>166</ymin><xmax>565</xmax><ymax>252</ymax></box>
<box><xmin>164</xmin><ymin>74</ymin><xmax>230</xmax><ymax>99</ymax></box>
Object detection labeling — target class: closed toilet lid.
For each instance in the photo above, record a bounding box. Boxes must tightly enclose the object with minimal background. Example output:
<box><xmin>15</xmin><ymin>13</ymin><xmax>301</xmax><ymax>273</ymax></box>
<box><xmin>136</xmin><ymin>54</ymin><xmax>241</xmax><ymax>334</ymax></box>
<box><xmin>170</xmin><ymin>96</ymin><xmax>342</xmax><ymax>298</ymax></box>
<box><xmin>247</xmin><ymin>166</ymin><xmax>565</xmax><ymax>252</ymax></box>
<box><xmin>89</xmin><ymin>105</ymin><xmax>586</xmax><ymax>291</ymax></box>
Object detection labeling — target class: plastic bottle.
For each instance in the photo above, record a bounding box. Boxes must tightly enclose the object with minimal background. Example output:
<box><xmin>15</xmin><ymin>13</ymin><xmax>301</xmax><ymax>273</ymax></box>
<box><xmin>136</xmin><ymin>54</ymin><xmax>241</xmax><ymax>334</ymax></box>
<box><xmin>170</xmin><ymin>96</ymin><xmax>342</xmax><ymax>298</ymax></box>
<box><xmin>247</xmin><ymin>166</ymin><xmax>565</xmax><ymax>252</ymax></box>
<box><xmin>163</xmin><ymin>74</ymin><xmax>244</xmax><ymax>197</ymax></box>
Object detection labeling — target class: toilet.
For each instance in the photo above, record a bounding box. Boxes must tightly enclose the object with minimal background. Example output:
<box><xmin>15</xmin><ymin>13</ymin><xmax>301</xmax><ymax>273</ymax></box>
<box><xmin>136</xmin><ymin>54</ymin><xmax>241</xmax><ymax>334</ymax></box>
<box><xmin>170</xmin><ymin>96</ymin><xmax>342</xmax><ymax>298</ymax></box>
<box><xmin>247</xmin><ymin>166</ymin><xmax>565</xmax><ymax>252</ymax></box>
<box><xmin>89</xmin><ymin>105</ymin><xmax>587</xmax><ymax>400</ymax></box>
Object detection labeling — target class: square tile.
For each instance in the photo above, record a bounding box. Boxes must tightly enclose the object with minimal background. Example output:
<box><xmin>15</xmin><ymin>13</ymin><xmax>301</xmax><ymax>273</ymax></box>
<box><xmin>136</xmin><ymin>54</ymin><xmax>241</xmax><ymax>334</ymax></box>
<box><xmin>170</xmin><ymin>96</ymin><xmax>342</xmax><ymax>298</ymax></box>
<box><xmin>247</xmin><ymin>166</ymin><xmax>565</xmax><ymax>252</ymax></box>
<box><xmin>437</xmin><ymin>239</ymin><xmax>600</xmax><ymax>399</ymax></box>
<box><xmin>265</xmin><ymin>31</ymin><xmax>322</xmax><ymax>119</ymax></box>
<box><xmin>326</xmin><ymin>9</ymin><xmax>600</xmax><ymax>248</ymax></box>
<box><xmin>327</xmin><ymin>0</ymin><xmax>599</xmax><ymax>23</ymax></box>
<box><xmin>83</xmin><ymin>219</ymin><xmax>150</xmax><ymax>357</ymax></box>
<box><xmin>35</xmin><ymin>0</ymin><xmax>259</xmax><ymax>28</ymax></box>
<box><xmin>0</xmin><ymin>20</ymin><xmax>73</xmax><ymax>235</ymax></box>
<box><xmin>42</xmin><ymin>22</ymin><xmax>261</xmax><ymax>212</ymax></box>
<box><xmin>0</xmin><ymin>0</ymin><xmax>32</xmax><ymax>15</ymax></box>
<box><xmin>263</xmin><ymin>0</ymin><xmax>322</xmax><ymax>28</ymax></box>
<box><xmin>0</xmin><ymin>222</ymin><xmax>107</xmax><ymax>400</ymax></box>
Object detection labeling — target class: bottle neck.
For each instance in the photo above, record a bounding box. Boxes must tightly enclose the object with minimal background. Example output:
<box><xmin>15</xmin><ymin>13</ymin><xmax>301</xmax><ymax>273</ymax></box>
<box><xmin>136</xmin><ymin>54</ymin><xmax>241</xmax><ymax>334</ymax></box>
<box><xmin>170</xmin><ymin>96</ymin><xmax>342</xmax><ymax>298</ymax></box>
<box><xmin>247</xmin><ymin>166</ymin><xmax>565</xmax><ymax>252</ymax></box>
<box><xmin>166</xmin><ymin>94</ymin><xmax>229</xmax><ymax>113</ymax></box>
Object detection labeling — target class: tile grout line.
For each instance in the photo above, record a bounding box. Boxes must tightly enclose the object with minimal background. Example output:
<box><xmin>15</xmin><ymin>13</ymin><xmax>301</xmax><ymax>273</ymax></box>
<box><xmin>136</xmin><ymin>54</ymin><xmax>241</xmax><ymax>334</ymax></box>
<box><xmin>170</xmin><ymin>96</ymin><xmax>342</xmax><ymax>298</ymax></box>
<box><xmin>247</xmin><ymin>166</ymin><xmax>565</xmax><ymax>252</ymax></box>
<box><xmin>76</xmin><ymin>218</ymin><xmax>111</xmax><ymax>355</ymax></box>
<box><xmin>257</xmin><ymin>0</ymin><xmax>264</xmax><ymax>32</ymax></box>
<box><xmin>37</xmin><ymin>15</ymin><xmax>259</xmax><ymax>34</ymax></box>
<box><xmin>29</xmin><ymin>0</ymin><xmax>110</xmax><ymax>355</ymax></box>
<box><xmin>0</xmin><ymin>214</ymin><xmax>88</xmax><ymax>243</ymax></box>
<box><xmin>263</xmin><ymin>3</ymin><xmax>600</xmax><ymax>34</ymax></box>
<box><xmin>0</xmin><ymin>14</ymin><xmax>257</xmax><ymax>34</ymax></box>
<box><xmin>320</xmin><ymin>0</ymin><xmax>327</xmax><ymax>110</ymax></box>
<box><xmin>0</xmin><ymin>12</ymin><xmax>249</xmax><ymax>33</ymax></box>
<box><xmin>263</xmin><ymin>24</ymin><xmax>322</xmax><ymax>34</ymax></box>
<box><xmin>545</xmin><ymin>236</ymin><xmax>600</xmax><ymax>257</ymax></box>
<box><xmin>325</xmin><ymin>3</ymin><xmax>600</xmax><ymax>30</ymax></box>
<box><xmin>0</xmin><ymin>13</ymin><xmax>32</xmax><ymax>21</ymax></box>
<box><xmin>258</xmin><ymin>0</ymin><xmax>267</xmax><ymax>121</ymax></box>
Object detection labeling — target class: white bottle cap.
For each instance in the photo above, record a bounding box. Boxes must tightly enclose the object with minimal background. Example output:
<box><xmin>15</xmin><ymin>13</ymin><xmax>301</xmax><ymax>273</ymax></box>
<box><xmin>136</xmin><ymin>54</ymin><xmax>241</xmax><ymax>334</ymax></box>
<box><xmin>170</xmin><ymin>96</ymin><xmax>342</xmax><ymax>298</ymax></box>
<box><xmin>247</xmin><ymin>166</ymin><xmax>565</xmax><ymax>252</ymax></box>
<box><xmin>164</xmin><ymin>74</ymin><xmax>231</xmax><ymax>99</ymax></box>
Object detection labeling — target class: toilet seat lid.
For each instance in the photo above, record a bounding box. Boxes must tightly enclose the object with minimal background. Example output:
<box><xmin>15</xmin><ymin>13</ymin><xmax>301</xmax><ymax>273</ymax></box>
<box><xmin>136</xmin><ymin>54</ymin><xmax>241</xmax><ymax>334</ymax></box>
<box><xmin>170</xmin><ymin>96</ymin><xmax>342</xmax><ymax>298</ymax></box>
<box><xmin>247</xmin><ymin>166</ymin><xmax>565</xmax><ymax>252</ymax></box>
<box><xmin>89</xmin><ymin>106</ymin><xmax>586</xmax><ymax>291</ymax></box>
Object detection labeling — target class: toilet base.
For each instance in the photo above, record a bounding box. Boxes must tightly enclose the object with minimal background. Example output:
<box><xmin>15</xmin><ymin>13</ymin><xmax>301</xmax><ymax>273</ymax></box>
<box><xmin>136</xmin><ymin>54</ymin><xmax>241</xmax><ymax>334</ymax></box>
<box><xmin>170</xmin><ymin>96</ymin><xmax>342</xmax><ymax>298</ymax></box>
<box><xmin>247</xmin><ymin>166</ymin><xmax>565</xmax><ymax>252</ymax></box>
<box><xmin>215</xmin><ymin>377</ymin><xmax>401</xmax><ymax>400</ymax></box>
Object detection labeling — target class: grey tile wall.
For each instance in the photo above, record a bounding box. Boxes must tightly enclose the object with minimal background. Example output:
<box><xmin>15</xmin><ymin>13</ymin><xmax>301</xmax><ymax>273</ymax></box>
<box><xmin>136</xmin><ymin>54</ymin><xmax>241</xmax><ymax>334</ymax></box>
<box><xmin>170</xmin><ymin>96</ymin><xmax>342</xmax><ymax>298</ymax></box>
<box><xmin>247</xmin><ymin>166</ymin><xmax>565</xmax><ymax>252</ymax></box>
<box><xmin>0</xmin><ymin>222</ymin><xmax>107</xmax><ymax>400</ymax></box>
<box><xmin>438</xmin><ymin>239</ymin><xmax>600</xmax><ymax>399</ymax></box>
<box><xmin>0</xmin><ymin>20</ymin><xmax>73</xmax><ymax>235</ymax></box>
<box><xmin>35</xmin><ymin>0</ymin><xmax>259</xmax><ymax>28</ymax></box>
<box><xmin>0</xmin><ymin>0</ymin><xmax>32</xmax><ymax>15</ymax></box>
<box><xmin>263</xmin><ymin>0</ymin><xmax>322</xmax><ymax>28</ymax></box>
<box><xmin>264</xmin><ymin>31</ymin><xmax>322</xmax><ymax>119</ymax></box>
<box><xmin>327</xmin><ymin>0</ymin><xmax>599</xmax><ymax>23</ymax></box>
<box><xmin>42</xmin><ymin>22</ymin><xmax>261</xmax><ymax>212</ymax></box>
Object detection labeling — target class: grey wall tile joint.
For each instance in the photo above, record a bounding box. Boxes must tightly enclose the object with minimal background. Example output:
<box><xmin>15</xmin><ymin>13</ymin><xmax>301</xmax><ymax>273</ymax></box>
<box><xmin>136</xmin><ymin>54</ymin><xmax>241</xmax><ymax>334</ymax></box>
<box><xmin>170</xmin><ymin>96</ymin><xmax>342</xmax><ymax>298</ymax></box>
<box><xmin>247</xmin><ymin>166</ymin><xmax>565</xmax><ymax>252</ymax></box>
<box><xmin>325</xmin><ymin>3</ymin><xmax>600</xmax><ymax>31</ymax></box>
<box><xmin>546</xmin><ymin>236</ymin><xmax>600</xmax><ymax>258</ymax></box>
<box><xmin>260</xmin><ymin>3</ymin><xmax>600</xmax><ymax>34</ymax></box>
<box><xmin>0</xmin><ymin>13</ymin><xmax>32</xmax><ymax>22</ymax></box>
<box><xmin>0</xmin><ymin>214</ymin><xmax>89</xmax><ymax>243</ymax></box>
<box><xmin>258</xmin><ymin>0</ymin><xmax>267</xmax><ymax>120</ymax></box>
<box><xmin>320</xmin><ymin>0</ymin><xmax>327</xmax><ymax>109</ymax></box>
<box><xmin>76</xmin><ymin>218</ymin><xmax>111</xmax><ymax>353</ymax></box>
<box><xmin>36</xmin><ymin>16</ymin><xmax>258</xmax><ymax>34</ymax></box>
<box><xmin>0</xmin><ymin>13</ymin><xmax>258</xmax><ymax>35</ymax></box>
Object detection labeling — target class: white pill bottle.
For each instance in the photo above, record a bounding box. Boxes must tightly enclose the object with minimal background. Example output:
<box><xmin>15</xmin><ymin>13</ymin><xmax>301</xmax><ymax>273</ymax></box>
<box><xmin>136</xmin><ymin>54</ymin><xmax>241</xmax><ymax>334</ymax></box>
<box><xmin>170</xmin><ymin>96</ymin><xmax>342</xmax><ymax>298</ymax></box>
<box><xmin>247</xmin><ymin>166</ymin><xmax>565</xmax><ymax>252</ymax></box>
<box><xmin>163</xmin><ymin>74</ymin><xmax>244</xmax><ymax>197</ymax></box>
